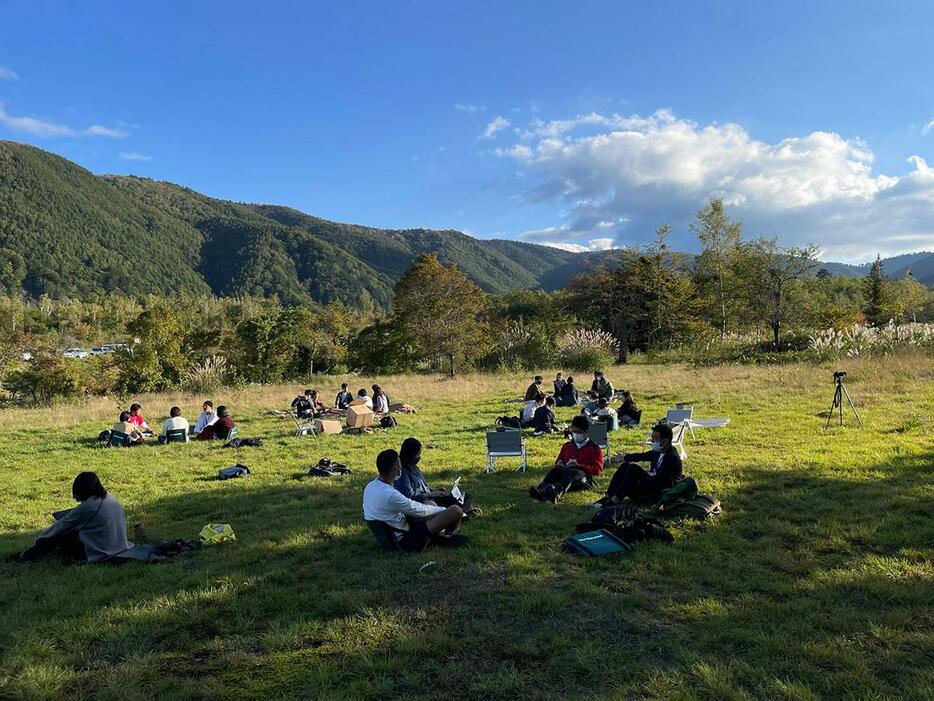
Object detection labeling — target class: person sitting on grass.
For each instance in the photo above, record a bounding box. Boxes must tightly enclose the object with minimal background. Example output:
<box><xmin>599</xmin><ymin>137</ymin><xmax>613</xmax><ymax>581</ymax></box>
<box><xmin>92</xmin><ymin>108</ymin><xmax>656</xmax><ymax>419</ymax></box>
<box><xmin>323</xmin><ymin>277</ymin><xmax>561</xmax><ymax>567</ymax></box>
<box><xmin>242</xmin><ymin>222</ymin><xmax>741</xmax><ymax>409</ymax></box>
<box><xmin>617</xmin><ymin>390</ymin><xmax>640</xmax><ymax>427</ymax></box>
<box><xmin>197</xmin><ymin>405</ymin><xmax>235</xmax><ymax>440</ymax></box>
<box><xmin>592</xmin><ymin>422</ymin><xmax>683</xmax><ymax>508</ymax></box>
<box><xmin>521</xmin><ymin>393</ymin><xmax>545</xmax><ymax>427</ymax></box>
<box><xmin>394</xmin><ymin>437</ymin><xmax>478</xmax><ymax>514</ymax></box>
<box><xmin>591</xmin><ymin>370</ymin><xmax>615</xmax><ymax>401</ymax></box>
<box><xmin>363</xmin><ymin>449</ymin><xmax>467</xmax><ymax>551</ymax></box>
<box><xmin>533</xmin><ymin>395</ymin><xmax>558</xmax><ymax>435</ymax></box>
<box><xmin>291</xmin><ymin>390</ymin><xmax>315</xmax><ymax>419</ymax></box>
<box><xmin>553</xmin><ymin>372</ymin><xmax>566</xmax><ymax>396</ymax></box>
<box><xmin>128</xmin><ymin>403</ymin><xmax>153</xmax><ymax>435</ymax></box>
<box><xmin>8</xmin><ymin>472</ymin><xmax>136</xmax><ymax>563</ymax></box>
<box><xmin>524</xmin><ymin>375</ymin><xmax>545</xmax><ymax>401</ymax></box>
<box><xmin>194</xmin><ymin>400</ymin><xmax>217</xmax><ymax>434</ymax></box>
<box><xmin>555</xmin><ymin>375</ymin><xmax>579</xmax><ymax>407</ymax></box>
<box><xmin>160</xmin><ymin>406</ymin><xmax>189</xmax><ymax>443</ymax></box>
<box><xmin>112</xmin><ymin>411</ymin><xmax>145</xmax><ymax>445</ymax></box>
<box><xmin>372</xmin><ymin>384</ymin><xmax>390</xmax><ymax>414</ymax></box>
<box><xmin>354</xmin><ymin>388</ymin><xmax>374</xmax><ymax>410</ymax></box>
<box><xmin>530</xmin><ymin>415</ymin><xmax>604</xmax><ymax>503</ymax></box>
<box><xmin>335</xmin><ymin>383</ymin><xmax>353</xmax><ymax>409</ymax></box>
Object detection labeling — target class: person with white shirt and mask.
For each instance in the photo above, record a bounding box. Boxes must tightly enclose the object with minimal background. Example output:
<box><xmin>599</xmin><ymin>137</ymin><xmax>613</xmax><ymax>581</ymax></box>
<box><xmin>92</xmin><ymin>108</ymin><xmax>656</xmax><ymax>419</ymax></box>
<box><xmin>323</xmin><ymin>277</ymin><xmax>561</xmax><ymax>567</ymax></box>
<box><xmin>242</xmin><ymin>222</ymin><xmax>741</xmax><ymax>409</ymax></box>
<box><xmin>363</xmin><ymin>449</ymin><xmax>466</xmax><ymax>551</ymax></box>
<box><xmin>193</xmin><ymin>400</ymin><xmax>218</xmax><ymax>434</ymax></box>
<box><xmin>160</xmin><ymin>406</ymin><xmax>190</xmax><ymax>442</ymax></box>
<box><xmin>592</xmin><ymin>422</ymin><xmax>683</xmax><ymax>508</ymax></box>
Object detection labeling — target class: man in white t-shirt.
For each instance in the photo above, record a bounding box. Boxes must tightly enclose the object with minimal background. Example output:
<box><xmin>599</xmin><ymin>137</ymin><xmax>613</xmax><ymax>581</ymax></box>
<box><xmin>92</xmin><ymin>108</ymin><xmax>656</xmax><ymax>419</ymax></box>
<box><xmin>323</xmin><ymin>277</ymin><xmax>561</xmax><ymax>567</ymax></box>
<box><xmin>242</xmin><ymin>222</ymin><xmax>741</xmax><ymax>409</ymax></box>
<box><xmin>193</xmin><ymin>400</ymin><xmax>218</xmax><ymax>434</ymax></box>
<box><xmin>161</xmin><ymin>406</ymin><xmax>190</xmax><ymax>442</ymax></box>
<box><xmin>363</xmin><ymin>449</ymin><xmax>466</xmax><ymax>551</ymax></box>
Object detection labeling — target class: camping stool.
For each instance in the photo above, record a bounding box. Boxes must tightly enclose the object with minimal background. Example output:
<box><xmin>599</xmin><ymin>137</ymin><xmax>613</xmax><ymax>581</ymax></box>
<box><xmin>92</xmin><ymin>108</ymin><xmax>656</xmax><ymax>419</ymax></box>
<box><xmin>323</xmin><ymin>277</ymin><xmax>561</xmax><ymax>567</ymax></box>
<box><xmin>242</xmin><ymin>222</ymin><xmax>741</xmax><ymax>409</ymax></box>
<box><xmin>484</xmin><ymin>428</ymin><xmax>527</xmax><ymax>473</ymax></box>
<box><xmin>108</xmin><ymin>430</ymin><xmax>131</xmax><ymax>448</ymax></box>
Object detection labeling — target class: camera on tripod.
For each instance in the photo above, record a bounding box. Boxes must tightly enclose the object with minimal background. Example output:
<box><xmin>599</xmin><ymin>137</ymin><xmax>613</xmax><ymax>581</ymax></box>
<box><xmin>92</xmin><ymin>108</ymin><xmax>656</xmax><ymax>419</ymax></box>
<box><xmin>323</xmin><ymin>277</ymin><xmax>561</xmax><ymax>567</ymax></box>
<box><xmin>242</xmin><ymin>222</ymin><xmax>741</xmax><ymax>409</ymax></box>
<box><xmin>833</xmin><ymin>370</ymin><xmax>847</xmax><ymax>381</ymax></box>
<box><xmin>825</xmin><ymin>370</ymin><xmax>861</xmax><ymax>429</ymax></box>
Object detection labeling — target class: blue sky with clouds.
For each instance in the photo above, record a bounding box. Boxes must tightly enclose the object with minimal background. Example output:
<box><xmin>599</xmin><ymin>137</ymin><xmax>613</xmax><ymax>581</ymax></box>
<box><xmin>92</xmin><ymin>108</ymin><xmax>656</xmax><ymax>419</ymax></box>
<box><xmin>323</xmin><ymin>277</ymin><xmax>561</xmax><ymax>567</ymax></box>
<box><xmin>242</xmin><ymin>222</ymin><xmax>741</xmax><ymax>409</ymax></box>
<box><xmin>2</xmin><ymin>1</ymin><xmax>934</xmax><ymax>261</ymax></box>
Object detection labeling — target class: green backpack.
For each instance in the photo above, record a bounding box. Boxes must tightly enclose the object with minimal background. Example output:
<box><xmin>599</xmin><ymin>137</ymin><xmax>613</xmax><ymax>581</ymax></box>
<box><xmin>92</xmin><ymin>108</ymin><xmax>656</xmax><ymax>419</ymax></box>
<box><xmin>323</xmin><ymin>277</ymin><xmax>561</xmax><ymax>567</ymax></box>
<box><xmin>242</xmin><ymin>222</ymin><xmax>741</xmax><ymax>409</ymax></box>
<box><xmin>655</xmin><ymin>477</ymin><xmax>721</xmax><ymax>520</ymax></box>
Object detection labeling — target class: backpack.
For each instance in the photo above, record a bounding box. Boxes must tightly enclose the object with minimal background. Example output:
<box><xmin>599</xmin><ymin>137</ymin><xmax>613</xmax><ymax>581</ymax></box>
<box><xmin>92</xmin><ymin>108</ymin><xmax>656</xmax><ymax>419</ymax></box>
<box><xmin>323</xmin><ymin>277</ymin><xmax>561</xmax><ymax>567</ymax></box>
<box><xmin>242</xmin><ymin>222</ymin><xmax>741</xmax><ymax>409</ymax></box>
<box><xmin>656</xmin><ymin>477</ymin><xmax>699</xmax><ymax>510</ymax></box>
<box><xmin>656</xmin><ymin>494</ymin><xmax>721</xmax><ymax>520</ymax></box>
<box><xmin>308</xmin><ymin>457</ymin><xmax>353</xmax><ymax>477</ymax></box>
<box><xmin>577</xmin><ymin>504</ymin><xmax>674</xmax><ymax>544</ymax></box>
<box><xmin>495</xmin><ymin>416</ymin><xmax>522</xmax><ymax>429</ymax></box>
<box><xmin>223</xmin><ymin>437</ymin><xmax>263</xmax><ymax>448</ymax></box>
<box><xmin>379</xmin><ymin>415</ymin><xmax>397</xmax><ymax>429</ymax></box>
<box><xmin>564</xmin><ymin>529</ymin><xmax>632</xmax><ymax>557</ymax></box>
<box><xmin>218</xmin><ymin>464</ymin><xmax>251</xmax><ymax>480</ymax></box>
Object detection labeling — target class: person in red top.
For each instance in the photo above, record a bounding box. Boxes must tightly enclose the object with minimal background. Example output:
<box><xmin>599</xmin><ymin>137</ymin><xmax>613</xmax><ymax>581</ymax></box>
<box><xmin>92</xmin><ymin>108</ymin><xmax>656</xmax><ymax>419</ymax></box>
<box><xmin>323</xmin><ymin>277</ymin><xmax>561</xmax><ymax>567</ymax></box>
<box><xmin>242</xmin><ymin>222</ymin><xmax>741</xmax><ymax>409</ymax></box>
<box><xmin>529</xmin><ymin>415</ymin><xmax>604</xmax><ymax>503</ymax></box>
<box><xmin>128</xmin><ymin>403</ymin><xmax>153</xmax><ymax>435</ymax></box>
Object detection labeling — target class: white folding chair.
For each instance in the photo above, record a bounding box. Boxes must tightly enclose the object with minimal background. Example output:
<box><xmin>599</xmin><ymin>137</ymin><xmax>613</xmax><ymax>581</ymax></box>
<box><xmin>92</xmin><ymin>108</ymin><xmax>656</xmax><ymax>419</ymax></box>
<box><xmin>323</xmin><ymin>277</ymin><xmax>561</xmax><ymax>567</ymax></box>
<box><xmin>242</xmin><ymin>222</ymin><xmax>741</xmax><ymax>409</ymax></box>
<box><xmin>666</xmin><ymin>404</ymin><xmax>696</xmax><ymax>439</ymax></box>
<box><xmin>293</xmin><ymin>413</ymin><xmax>318</xmax><ymax>438</ymax></box>
<box><xmin>485</xmin><ymin>429</ymin><xmax>527</xmax><ymax>473</ymax></box>
<box><xmin>670</xmin><ymin>422</ymin><xmax>688</xmax><ymax>460</ymax></box>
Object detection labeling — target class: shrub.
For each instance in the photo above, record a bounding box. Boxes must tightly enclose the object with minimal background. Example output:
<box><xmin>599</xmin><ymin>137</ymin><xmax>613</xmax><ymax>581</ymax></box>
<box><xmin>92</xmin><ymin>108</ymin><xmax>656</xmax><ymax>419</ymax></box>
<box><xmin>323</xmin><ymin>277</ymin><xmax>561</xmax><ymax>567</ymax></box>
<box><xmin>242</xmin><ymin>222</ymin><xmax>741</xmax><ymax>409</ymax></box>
<box><xmin>3</xmin><ymin>356</ymin><xmax>80</xmax><ymax>405</ymax></box>
<box><xmin>558</xmin><ymin>329</ymin><xmax>619</xmax><ymax>372</ymax></box>
<box><xmin>484</xmin><ymin>320</ymin><xmax>556</xmax><ymax>372</ymax></box>
<box><xmin>184</xmin><ymin>355</ymin><xmax>228</xmax><ymax>394</ymax></box>
<box><xmin>808</xmin><ymin>322</ymin><xmax>934</xmax><ymax>361</ymax></box>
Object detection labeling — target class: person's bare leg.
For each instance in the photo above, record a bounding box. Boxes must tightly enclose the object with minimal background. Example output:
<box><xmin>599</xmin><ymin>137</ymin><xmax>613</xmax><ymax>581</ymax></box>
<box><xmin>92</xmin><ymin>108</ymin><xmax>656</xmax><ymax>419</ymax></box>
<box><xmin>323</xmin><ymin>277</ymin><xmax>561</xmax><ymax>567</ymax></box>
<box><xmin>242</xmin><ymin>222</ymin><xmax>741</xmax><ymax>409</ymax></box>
<box><xmin>425</xmin><ymin>506</ymin><xmax>463</xmax><ymax>535</ymax></box>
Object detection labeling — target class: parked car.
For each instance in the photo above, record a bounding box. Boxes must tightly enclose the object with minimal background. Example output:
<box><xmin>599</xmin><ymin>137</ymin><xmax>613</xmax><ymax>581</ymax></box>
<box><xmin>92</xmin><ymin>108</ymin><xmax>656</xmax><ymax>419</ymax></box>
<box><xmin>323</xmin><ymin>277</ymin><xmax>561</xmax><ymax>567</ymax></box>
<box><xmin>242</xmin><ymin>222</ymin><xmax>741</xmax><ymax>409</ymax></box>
<box><xmin>101</xmin><ymin>343</ymin><xmax>129</xmax><ymax>352</ymax></box>
<box><xmin>63</xmin><ymin>348</ymin><xmax>90</xmax><ymax>359</ymax></box>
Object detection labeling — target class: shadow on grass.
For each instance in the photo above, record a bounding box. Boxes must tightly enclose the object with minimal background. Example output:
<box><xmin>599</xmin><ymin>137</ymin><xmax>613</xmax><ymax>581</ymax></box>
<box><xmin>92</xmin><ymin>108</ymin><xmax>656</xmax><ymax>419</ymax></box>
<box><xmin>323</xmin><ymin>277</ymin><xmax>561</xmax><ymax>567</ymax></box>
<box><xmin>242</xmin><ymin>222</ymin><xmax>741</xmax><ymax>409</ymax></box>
<box><xmin>0</xmin><ymin>450</ymin><xmax>931</xmax><ymax>699</ymax></box>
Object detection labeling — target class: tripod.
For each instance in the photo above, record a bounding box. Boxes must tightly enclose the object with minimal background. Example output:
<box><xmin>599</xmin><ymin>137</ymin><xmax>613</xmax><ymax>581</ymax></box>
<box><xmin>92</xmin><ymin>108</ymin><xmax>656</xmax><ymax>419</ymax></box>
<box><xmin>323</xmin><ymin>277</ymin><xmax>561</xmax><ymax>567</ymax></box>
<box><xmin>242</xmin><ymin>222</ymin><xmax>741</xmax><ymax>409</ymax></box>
<box><xmin>824</xmin><ymin>376</ymin><xmax>862</xmax><ymax>429</ymax></box>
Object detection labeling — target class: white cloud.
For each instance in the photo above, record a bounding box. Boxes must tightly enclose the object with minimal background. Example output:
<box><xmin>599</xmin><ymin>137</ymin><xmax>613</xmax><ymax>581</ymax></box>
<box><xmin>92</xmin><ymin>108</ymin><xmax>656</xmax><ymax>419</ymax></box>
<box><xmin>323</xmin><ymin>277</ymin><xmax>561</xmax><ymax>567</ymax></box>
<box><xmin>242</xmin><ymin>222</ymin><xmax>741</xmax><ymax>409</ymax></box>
<box><xmin>498</xmin><ymin>109</ymin><xmax>934</xmax><ymax>259</ymax></box>
<box><xmin>922</xmin><ymin>119</ymin><xmax>934</xmax><ymax>136</ymax></box>
<box><xmin>454</xmin><ymin>103</ymin><xmax>485</xmax><ymax>114</ymax></box>
<box><xmin>0</xmin><ymin>65</ymin><xmax>19</xmax><ymax>80</ymax></box>
<box><xmin>479</xmin><ymin>115</ymin><xmax>511</xmax><ymax>140</ymax></box>
<box><xmin>119</xmin><ymin>151</ymin><xmax>152</xmax><ymax>161</ymax></box>
<box><xmin>0</xmin><ymin>101</ymin><xmax>128</xmax><ymax>139</ymax></box>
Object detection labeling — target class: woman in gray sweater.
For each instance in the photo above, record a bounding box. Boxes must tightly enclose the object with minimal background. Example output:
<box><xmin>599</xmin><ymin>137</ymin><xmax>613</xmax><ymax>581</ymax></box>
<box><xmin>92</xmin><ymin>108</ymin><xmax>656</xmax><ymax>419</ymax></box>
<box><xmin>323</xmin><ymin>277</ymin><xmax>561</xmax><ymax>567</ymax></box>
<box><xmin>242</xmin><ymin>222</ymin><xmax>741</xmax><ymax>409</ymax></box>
<box><xmin>10</xmin><ymin>472</ymin><xmax>136</xmax><ymax>563</ymax></box>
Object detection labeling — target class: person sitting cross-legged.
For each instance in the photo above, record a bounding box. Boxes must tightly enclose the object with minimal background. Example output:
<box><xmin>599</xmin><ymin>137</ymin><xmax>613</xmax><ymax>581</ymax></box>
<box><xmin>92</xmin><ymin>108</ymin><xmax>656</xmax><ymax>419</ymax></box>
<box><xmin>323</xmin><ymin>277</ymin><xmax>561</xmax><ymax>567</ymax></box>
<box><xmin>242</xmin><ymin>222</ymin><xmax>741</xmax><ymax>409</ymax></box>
<box><xmin>194</xmin><ymin>400</ymin><xmax>218</xmax><ymax>434</ymax></box>
<box><xmin>112</xmin><ymin>411</ymin><xmax>145</xmax><ymax>445</ymax></box>
<box><xmin>335</xmin><ymin>383</ymin><xmax>353</xmax><ymax>410</ymax></box>
<box><xmin>363</xmin><ymin>449</ymin><xmax>467</xmax><ymax>551</ymax></box>
<box><xmin>555</xmin><ymin>375</ymin><xmax>579</xmax><ymax>407</ymax></box>
<box><xmin>291</xmin><ymin>390</ymin><xmax>316</xmax><ymax>419</ymax></box>
<box><xmin>530</xmin><ymin>415</ymin><xmax>604</xmax><ymax>504</ymax></box>
<box><xmin>196</xmin><ymin>405</ymin><xmax>235</xmax><ymax>440</ymax></box>
<box><xmin>394</xmin><ymin>437</ymin><xmax>480</xmax><ymax>515</ymax></box>
<box><xmin>524</xmin><ymin>375</ymin><xmax>545</xmax><ymax>401</ymax></box>
<box><xmin>160</xmin><ymin>406</ymin><xmax>189</xmax><ymax>443</ymax></box>
<box><xmin>591</xmin><ymin>370</ymin><xmax>614</xmax><ymax>401</ymax></box>
<box><xmin>521</xmin><ymin>393</ymin><xmax>545</xmax><ymax>428</ymax></box>
<box><xmin>617</xmin><ymin>390</ymin><xmax>640</xmax><ymax>427</ymax></box>
<box><xmin>532</xmin><ymin>395</ymin><xmax>559</xmax><ymax>435</ymax></box>
<box><xmin>592</xmin><ymin>422</ymin><xmax>683</xmax><ymax>508</ymax></box>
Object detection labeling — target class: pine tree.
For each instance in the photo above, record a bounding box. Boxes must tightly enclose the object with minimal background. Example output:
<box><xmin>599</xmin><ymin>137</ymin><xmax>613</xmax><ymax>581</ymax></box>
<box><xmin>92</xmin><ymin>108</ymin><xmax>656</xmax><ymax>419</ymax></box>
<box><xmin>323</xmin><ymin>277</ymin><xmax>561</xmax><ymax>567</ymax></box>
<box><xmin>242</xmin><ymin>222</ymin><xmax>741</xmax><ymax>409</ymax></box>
<box><xmin>862</xmin><ymin>256</ymin><xmax>889</xmax><ymax>327</ymax></box>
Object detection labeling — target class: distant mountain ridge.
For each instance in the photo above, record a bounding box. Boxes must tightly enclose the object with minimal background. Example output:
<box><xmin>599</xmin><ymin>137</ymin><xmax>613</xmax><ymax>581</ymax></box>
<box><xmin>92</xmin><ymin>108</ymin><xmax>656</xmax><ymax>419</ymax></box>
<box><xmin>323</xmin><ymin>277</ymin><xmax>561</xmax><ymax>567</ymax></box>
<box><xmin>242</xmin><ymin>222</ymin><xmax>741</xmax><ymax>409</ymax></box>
<box><xmin>0</xmin><ymin>140</ymin><xmax>930</xmax><ymax>308</ymax></box>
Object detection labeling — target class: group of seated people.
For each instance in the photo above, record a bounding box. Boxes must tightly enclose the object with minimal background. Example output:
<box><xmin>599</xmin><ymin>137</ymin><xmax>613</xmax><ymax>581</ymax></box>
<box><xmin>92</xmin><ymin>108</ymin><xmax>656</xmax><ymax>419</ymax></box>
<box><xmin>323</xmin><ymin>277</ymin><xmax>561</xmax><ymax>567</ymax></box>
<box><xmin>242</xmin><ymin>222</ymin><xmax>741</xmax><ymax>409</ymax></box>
<box><xmin>109</xmin><ymin>400</ymin><xmax>236</xmax><ymax>445</ymax></box>
<box><xmin>293</xmin><ymin>383</ymin><xmax>391</xmax><ymax>418</ymax></box>
<box><xmin>530</xmin><ymin>417</ymin><xmax>682</xmax><ymax>505</ymax></box>
<box><xmin>520</xmin><ymin>370</ymin><xmax>640</xmax><ymax>434</ymax></box>
<box><xmin>362</xmin><ymin>437</ymin><xmax>477</xmax><ymax>551</ymax></box>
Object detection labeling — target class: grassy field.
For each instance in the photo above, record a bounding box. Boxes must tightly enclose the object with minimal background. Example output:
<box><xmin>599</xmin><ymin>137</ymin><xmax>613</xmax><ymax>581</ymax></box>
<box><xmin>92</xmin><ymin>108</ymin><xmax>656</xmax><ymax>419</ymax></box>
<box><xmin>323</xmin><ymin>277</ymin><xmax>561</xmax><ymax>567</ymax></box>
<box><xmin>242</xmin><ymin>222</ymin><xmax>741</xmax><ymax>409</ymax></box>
<box><xmin>0</xmin><ymin>357</ymin><xmax>931</xmax><ymax>700</ymax></box>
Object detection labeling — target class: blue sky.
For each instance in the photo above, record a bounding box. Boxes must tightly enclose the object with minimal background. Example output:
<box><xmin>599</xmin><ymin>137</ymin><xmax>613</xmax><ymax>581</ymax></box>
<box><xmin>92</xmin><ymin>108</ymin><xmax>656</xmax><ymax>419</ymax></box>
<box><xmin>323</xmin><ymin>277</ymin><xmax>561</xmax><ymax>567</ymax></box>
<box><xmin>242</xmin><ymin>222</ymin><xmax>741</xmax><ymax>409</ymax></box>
<box><xmin>2</xmin><ymin>1</ymin><xmax>934</xmax><ymax>261</ymax></box>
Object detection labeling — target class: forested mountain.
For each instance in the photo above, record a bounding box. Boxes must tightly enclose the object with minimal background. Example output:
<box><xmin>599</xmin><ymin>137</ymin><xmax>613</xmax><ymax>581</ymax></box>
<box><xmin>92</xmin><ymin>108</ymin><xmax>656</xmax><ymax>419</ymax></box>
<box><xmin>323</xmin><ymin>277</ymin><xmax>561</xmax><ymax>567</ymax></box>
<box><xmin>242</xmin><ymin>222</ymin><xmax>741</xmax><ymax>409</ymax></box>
<box><xmin>0</xmin><ymin>140</ymin><xmax>930</xmax><ymax>308</ymax></box>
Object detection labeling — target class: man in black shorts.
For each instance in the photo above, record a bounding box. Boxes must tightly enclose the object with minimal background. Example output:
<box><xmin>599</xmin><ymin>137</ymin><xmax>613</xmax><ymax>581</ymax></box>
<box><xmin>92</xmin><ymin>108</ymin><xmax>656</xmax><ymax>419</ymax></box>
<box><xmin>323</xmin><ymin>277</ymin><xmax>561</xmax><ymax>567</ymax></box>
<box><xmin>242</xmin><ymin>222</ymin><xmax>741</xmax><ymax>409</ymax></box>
<box><xmin>362</xmin><ymin>449</ymin><xmax>466</xmax><ymax>551</ymax></box>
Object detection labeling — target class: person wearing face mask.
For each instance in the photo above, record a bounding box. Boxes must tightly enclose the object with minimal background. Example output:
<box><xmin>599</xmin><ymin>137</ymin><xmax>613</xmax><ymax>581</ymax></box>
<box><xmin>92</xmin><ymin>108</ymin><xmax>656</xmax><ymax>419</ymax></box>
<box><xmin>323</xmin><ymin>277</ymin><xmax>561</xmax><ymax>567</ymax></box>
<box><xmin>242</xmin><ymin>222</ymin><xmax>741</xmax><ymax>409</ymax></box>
<box><xmin>592</xmin><ymin>422</ymin><xmax>683</xmax><ymax>508</ymax></box>
<box><xmin>394</xmin><ymin>437</ymin><xmax>476</xmax><ymax>512</ymax></box>
<box><xmin>363</xmin><ymin>449</ymin><xmax>467</xmax><ymax>551</ymax></box>
<box><xmin>529</xmin><ymin>415</ymin><xmax>604</xmax><ymax>503</ymax></box>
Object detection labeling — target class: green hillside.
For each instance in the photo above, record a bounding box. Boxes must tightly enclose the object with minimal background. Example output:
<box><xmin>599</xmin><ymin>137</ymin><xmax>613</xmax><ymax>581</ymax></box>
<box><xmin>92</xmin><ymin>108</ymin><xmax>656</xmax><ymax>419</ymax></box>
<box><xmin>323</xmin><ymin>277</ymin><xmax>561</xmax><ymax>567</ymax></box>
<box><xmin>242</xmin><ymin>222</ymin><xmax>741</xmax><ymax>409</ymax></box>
<box><xmin>1</xmin><ymin>140</ymin><xmax>929</xmax><ymax>307</ymax></box>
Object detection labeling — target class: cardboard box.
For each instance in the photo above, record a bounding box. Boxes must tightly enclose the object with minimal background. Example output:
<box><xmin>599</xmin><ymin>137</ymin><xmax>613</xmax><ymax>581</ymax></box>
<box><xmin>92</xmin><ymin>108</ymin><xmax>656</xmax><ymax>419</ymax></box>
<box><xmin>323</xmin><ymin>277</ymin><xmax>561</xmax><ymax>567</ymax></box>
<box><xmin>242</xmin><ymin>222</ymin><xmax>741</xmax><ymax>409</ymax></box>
<box><xmin>346</xmin><ymin>404</ymin><xmax>374</xmax><ymax>429</ymax></box>
<box><xmin>314</xmin><ymin>419</ymin><xmax>343</xmax><ymax>435</ymax></box>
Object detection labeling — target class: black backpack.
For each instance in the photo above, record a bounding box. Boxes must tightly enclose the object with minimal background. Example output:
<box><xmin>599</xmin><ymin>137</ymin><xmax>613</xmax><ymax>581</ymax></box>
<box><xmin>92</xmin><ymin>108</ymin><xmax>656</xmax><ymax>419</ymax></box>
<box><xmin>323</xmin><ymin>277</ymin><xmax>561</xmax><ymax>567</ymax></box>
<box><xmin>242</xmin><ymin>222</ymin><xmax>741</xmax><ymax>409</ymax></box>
<box><xmin>496</xmin><ymin>416</ymin><xmax>522</xmax><ymax>429</ymax></box>
<box><xmin>577</xmin><ymin>504</ymin><xmax>673</xmax><ymax>544</ymax></box>
<box><xmin>379</xmin><ymin>415</ymin><xmax>398</xmax><ymax>429</ymax></box>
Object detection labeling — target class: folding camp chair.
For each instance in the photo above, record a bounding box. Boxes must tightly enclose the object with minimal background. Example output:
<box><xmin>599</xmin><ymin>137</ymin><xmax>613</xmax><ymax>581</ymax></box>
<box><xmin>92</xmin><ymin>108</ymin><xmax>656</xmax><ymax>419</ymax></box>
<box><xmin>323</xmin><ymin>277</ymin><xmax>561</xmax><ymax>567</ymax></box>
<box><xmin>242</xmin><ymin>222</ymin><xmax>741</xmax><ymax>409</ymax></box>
<box><xmin>293</xmin><ymin>412</ymin><xmax>317</xmax><ymax>437</ymax></box>
<box><xmin>108</xmin><ymin>430</ymin><xmax>131</xmax><ymax>447</ymax></box>
<box><xmin>666</xmin><ymin>404</ymin><xmax>696</xmax><ymax>439</ymax></box>
<box><xmin>484</xmin><ymin>429</ymin><xmax>527</xmax><ymax>473</ymax></box>
<box><xmin>164</xmin><ymin>428</ymin><xmax>188</xmax><ymax>444</ymax></box>
<box><xmin>588</xmin><ymin>420</ymin><xmax>609</xmax><ymax>456</ymax></box>
<box><xmin>365</xmin><ymin>520</ymin><xmax>404</xmax><ymax>552</ymax></box>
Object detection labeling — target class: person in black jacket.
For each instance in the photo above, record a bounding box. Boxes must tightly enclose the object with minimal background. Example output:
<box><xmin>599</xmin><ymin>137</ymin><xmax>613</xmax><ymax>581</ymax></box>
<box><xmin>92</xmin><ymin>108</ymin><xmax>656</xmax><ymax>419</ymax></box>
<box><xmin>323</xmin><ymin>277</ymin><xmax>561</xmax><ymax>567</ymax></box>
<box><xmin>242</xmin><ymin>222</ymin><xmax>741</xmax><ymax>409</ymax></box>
<box><xmin>555</xmin><ymin>376</ymin><xmax>579</xmax><ymax>407</ymax></box>
<box><xmin>291</xmin><ymin>390</ymin><xmax>315</xmax><ymax>419</ymax></box>
<box><xmin>532</xmin><ymin>396</ymin><xmax>558</xmax><ymax>434</ymax></box>
<box><xmin>524</xmin><ymin>376</ymin><xmax>544</xmax><ymax>401</ymax></box>
<box><xmin>592</xmin><ymin>422</ymin><xmax>683</xmax><ymax>507</ymax></box>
